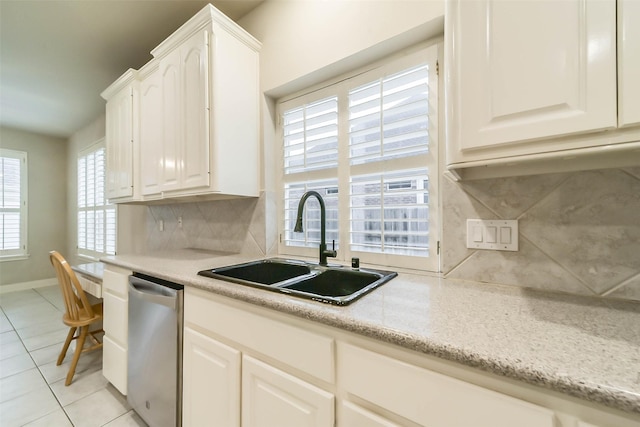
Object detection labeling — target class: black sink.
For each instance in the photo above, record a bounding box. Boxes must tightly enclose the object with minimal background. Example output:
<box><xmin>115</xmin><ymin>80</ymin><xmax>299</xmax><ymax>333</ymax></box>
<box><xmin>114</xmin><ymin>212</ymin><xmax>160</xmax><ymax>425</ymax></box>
<box><xmin>198</xmin><ymin>258</ymin><xmax>396</xmax><ymax>305</ymax></box>
<box><xmin>198</xmin><ymin>259</ymin><xmax>311</xmax><ymax>285</ymax></box>
<box><xmin>282</xmin><ymin>269</ymin><xmax>382</xmax><ymax>297</ymax></box>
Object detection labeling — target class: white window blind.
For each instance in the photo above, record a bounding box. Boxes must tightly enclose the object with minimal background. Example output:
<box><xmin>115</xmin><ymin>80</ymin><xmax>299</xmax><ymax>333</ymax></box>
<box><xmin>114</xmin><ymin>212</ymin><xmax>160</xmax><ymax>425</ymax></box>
<box><xmin>278</xmin><ymin>44</ymin><xmax>440</xmax><ymax>271</ymax></box>
<box><xmin>0</xmin><ymin>149</ymin><xmax>28</xmax><ymax>259</ymax></box>
<box><xmin>78</xmin><ymin>142</ymin><xmax>116</xmax><ymax>259</ymax></box>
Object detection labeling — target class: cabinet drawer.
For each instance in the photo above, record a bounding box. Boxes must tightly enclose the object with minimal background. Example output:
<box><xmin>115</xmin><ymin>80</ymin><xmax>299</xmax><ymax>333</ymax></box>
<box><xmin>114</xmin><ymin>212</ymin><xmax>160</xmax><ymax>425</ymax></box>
<box><xmin>103</xmin><ymin>291</ymin><xmax>128</xmax><ymax>346</ymax></box>
<box><xmin>102</xmin><ymin>267</ymin><xmax>131</xmax><ymax>296</ymax></box>
<box><xmin>185</xmin><ymin>289</ymin><xmax>334</xmax><ymax>383</ymax></box>
<box><xmin>338</xmin><ymin>343</ymin><xmax>556</xmax><ymax>427</ymax></box>
<box><xmin>103</xmin><ymin>335</ymin><xmax>127</xmax><ymax>395</ymax></box>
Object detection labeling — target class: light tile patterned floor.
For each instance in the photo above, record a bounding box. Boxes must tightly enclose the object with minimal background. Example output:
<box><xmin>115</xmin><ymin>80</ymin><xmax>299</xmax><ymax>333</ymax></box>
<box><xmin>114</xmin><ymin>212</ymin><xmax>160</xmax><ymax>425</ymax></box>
<box><xmin>0</xmin><ymin>286</ymin><xmax>147</xmax><ymax>427</ymax></box>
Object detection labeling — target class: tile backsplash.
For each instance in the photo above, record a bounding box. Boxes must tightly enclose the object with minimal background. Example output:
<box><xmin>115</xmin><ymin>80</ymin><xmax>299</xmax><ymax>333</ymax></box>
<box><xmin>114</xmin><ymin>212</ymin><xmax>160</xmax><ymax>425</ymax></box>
<box><xmin>143</xmin><ymin>169</ymin><xmax>640</xmax><ymax>302</ymax></box>
<box><xmin>442</xmin><ymin>167</ymin><xmax>640</xmax><ymax>301</ymax></box>
<box><xmin>145</xmin><ymin>191</ymin><xmax>278</xmax><ymax>257</ymax></box>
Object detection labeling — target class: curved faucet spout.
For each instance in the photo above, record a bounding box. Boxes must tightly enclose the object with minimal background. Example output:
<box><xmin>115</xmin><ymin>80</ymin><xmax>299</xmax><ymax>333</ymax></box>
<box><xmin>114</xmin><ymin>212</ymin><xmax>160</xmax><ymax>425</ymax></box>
<box><xmin>294</xmin><ymin>190</ymin><xmax>337</xmax><ymax>266</ymax></box>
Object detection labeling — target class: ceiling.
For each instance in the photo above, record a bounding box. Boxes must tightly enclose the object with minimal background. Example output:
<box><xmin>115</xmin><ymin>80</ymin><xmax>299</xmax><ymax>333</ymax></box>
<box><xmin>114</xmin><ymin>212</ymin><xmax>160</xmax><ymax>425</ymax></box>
<box><xmin>0</xmin><ymin>0</ymin><xmax>263</xmax><ymax>138</ymax></box>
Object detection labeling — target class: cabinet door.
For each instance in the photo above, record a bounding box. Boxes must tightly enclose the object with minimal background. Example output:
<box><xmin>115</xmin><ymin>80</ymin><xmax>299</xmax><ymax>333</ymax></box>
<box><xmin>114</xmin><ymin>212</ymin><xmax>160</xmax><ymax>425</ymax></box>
<box><xmin>183</xmin><ymin>328</ymin><xmax>241</xmax><ymax>427</ymax></box>
<box><xmin>242</xmin><ymin>355</ymin><xmax>334</xmax><ymax>427</ymax></box>
<box><xmin>102</xmin><ymin>290</ymin><xmax>127</xmax><ymax>347</ymax></box>
<box><xmin>180</xmin><ymin>29</ymin><xmax>210</xmax><ymax>191</ymax></box>
<box><xmin>139</xmin><ymin>67</ymin><xmax>163</xmax><ymax>196</ymax></box>
<box><xmin>618</xmin><ymin>0</ymin><xmax>640</xmax><ymax>127</ymax></box>
<box><xmin>449</xmin><ymin>0</ymin><xmax>616</xmax><ymax>155</ymax></box>
<box><xmin>341</xmin><ymin>401</ymin><xmax>402</xmax><ymax>427</ymax></box>
<box><xmin>105</xmin><ymin>86</ymin><xmax>133</xmax><ymax>199</ymax></box>
<box><xmin>103</xmin><ymin>335</ymin><xmax>127</xmax><ymax>395</ymax></box>
<box><xmin>159</xmin><ymin>49</ymin><xmax>181</xmax><ymax>192</ymax></box>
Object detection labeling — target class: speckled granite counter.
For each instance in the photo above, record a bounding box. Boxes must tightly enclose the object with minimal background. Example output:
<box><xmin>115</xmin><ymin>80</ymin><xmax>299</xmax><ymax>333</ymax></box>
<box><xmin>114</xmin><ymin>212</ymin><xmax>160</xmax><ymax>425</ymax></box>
<box><xmin>101</xmin><ymin>249</ymin><xmax>640</xmax><ymax>416</ymax></box>
<box><xmin>72</xmin><ymin>262</ymin><xmax>104</xmax><ymax>281</ymax></box>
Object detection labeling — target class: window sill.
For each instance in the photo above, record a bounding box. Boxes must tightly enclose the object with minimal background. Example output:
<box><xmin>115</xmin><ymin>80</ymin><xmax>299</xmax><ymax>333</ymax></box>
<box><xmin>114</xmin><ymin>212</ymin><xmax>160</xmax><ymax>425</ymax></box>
<box><xmin>0</xmin><ymin>254</ymin><xmax>30</xmax><ymax>262</ymax></box>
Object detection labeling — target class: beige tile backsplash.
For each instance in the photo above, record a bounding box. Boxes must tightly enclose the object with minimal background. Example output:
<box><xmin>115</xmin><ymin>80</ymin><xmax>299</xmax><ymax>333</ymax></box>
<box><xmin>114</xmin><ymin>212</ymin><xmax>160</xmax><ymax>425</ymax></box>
<box><xmin>443</xmin><ymin>167</ymin><xmax>640</xmax><ymax>302</ymax></box>
<box><xmin>145</xmin><ymin>168</ymin><xmax>640</xmax><ymax>302</ymax></box>
<box><xmin>145</xmin><ymin>192</ymin><xmax>277</xmax><ymax>258</ymax></box>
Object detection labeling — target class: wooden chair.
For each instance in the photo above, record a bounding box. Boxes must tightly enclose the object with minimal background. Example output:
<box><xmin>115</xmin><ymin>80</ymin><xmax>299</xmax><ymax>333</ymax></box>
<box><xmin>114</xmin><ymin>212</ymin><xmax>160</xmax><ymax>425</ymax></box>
<box><xmin>49</xmin><ymin>251</ymin><xmax>103</xmax><ymax>386</ymax></box>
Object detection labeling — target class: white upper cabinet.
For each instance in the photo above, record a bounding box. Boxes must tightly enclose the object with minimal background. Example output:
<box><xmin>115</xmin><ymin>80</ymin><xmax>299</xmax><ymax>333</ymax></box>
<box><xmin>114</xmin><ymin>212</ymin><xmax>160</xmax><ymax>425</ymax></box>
<box><xmin>149</xmin><ymin>5</ymin><xmax>261</xmax><ymax>200</ymax></box>
<box><xmin>139</xmin><ymin>63</ymin><xmax>163</xmax><ymax>197</ymax></box>
<box><xmin>157</xmin><ymin>29</ymin><xmax>210</xmax><ymax>194</ymax></box>
<box><xmin>102</xmin><ymin>4</ymin><xmax>260</xmax><ymax>202</ymax></box>
<box><xmin>102</xmin><ymin>70</ymin><xmax>137</xmax><ymax>201</ymax></box>
<box><xmin>618</xmin><ymin>0</ymin><xmax>640</xmax><ymax>127</ymax></box>
<box><xmin>446</xmin><ymin>0</ymin><xmax>640</xmax><ymax>178</ymax></box>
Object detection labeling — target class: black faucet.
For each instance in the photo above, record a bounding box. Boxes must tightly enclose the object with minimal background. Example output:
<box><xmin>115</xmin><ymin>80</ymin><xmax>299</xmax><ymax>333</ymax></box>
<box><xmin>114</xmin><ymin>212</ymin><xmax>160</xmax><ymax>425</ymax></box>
<box><xmin>294</xmin><ymin>191</ymin><xmax>337</xmax><ymax>266</ymax></box>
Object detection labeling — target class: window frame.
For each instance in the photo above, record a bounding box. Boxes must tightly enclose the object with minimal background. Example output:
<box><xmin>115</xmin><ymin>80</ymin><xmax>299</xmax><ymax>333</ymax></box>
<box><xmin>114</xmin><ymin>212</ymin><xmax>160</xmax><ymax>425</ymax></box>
<box><xmin>276</xmin><ymin>42</ymin><xmax>441</xmax><ymax>272</ymax></box>
<box><xmin>77</xmin><ymin>139</ymin><xmax>117</xmax><ymax>261</ymax></box>
<box><xmin>0</xmin><ymin>148</ymin><xmax>28</xmax><ymax>261</ymax></box>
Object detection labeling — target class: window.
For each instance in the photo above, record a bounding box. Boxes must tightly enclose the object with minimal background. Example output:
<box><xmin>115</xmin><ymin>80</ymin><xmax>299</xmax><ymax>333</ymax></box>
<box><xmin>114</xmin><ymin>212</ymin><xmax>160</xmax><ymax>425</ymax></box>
<box><xmin>0</xmin><ymin>149</ymin><xmax>28</xmax><ymax>259</ymax></box>
<box><xmin>278</xmin><ymin>44</ymin><xmax>440</xmax><ymax>271</ymax></box>
<box><xmin>77</xmin><ymin>140</ymin><xmax>116</xmax><ymax>259</ymax></box>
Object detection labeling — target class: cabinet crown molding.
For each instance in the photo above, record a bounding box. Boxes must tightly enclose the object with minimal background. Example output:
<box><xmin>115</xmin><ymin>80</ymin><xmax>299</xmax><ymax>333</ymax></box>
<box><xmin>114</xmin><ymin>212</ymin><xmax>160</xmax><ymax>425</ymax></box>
<box><xmin>100</xmin><ymin>68</ymin><xmax>139</xmax><ymax>101</ymax></box>
<box><xmin>151</xmin><ymin>4</ymin><xmax>261</xmax><ymax>61</ymax></box>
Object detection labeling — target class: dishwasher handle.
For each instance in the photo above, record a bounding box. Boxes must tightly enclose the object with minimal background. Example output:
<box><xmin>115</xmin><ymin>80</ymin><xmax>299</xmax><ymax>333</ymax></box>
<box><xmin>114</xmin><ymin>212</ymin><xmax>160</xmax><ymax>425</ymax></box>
<box><xmin>128</xmin><ymin>277</ymin><xmax>178</xmax><ymax>310</ymax></box>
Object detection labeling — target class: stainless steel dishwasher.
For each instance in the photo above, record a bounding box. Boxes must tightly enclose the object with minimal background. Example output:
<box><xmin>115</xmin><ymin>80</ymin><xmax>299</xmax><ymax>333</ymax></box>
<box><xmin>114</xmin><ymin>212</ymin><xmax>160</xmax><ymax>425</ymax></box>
<box><xmin>128</xmin><ymin>273</ymin><xmax>183</xmax><ymax>427</ymax></box>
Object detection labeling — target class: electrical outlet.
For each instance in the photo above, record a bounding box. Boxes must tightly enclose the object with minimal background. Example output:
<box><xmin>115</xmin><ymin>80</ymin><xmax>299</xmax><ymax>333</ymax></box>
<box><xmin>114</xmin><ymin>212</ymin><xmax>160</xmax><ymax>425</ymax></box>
<box><xmin>177</xmin><ymin>216</ymin><xmax>183</xmax><ymax>229</ymax></box>
<box><xmin>158</xmin><ymin>220</ymin><xmax>164</xmax><ymax>232</ymax></box>
<box><xmin>466</xmin><ymin>219</ymin><xmax>518</xmax><ymax>251</ymax></box>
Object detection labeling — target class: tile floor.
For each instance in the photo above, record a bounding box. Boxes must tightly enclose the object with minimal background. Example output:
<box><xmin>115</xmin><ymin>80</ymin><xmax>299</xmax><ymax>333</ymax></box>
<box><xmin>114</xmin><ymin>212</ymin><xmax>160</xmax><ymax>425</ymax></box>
<box><xmin>0</xmin><ymin>286</ymin><xmax>146</xmax><ymax>427</ymax></box>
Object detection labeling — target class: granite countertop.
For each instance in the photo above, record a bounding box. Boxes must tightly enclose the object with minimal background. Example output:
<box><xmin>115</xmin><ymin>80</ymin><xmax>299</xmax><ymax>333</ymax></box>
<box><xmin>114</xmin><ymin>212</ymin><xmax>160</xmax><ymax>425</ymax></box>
<box><xmin>72</xmin><ymin>262</ymin><xmax>105</xmax><ymax>282</ymax></box>
<box><xmin>101</xmin><ymin>249</ymin><xmax>640</xmax><ymax>416</ymax></box>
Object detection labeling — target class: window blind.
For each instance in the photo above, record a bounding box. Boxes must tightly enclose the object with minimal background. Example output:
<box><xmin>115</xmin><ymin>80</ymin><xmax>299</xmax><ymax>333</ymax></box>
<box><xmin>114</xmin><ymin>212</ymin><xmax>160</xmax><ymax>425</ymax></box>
<box><xmin>278</xmin><ymin>44</ymin><xmax>440</xmax><ymax>271</ymax></box>
<box><xmin>78</xmin><ymin>144</ymin><xmax>116</xmax><ymax>258</ymax></box>
<box><xmin>0</xmin><ymin>150</ymin><xmax>27</xmax><ymax>256</ymax></box>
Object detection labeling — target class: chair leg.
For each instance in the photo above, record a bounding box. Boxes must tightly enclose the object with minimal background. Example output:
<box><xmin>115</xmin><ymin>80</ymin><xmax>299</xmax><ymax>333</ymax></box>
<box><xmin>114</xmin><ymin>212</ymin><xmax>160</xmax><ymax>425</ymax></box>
<box><xmin>65</xmin><ymin>326</ymin><xmax>88</xmax><ymax>386</ymax></box>
<box><xmin>57</xmin><ymin>327</ymin><xmax>77</xmax><ymax>366</ymax></box>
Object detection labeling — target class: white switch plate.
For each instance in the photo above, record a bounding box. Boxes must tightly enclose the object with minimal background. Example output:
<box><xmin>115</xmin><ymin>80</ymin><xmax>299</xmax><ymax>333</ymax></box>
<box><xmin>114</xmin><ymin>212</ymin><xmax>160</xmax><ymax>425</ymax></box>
<box><xmin>466</xmin><ymin>219</ymin><xmax>518</xmax><ymax>251</ymax></box>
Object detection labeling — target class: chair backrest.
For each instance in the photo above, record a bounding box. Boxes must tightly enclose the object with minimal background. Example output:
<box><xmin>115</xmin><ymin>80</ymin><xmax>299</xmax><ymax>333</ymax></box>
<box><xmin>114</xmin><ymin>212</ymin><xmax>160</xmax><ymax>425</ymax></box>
<box><xmin>49</xmin><ymin>251</ymin><xmax>95</xmax><ymax>322</ymax></box>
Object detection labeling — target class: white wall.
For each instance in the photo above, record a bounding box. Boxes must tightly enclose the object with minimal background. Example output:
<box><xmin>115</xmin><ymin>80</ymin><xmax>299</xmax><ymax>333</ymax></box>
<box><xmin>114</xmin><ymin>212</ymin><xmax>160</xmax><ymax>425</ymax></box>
<box><xmin>239</xmin><ymin>0</ymin><xmax>445</xmax><ymax>95</ymax></box>
<box><xmin>0</xmin><ymin>126</ymin><xmax>67</xmax><ymax>286</ymax></box>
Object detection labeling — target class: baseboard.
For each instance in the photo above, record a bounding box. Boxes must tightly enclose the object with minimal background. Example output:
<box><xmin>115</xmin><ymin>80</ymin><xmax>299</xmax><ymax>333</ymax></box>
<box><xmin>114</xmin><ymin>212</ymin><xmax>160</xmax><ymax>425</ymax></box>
<box><xmin>0</xmin><ymin>278</ymin><xmax>58</xmax><ymax>294</ymax></box>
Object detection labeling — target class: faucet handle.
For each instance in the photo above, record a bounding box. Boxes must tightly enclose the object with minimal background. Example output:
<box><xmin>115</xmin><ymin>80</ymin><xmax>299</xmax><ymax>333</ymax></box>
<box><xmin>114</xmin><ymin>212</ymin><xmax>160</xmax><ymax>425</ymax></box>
<box><xmin>324</xmin><ymin>240</ymin><xmax>337</xmax><ymax>259</ymax></box>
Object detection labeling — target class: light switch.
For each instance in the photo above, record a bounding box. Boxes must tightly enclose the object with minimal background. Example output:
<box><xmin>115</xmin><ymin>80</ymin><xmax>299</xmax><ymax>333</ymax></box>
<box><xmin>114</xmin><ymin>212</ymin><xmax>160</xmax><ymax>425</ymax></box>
<box><xmin>472</xmin><ymin>225</ymin><xmax>483</xmax><ymax>242</ymax></box>
<box><xmin>500</xmin><ymin>227</ymin><xmax>512</xmax><ymax>244</ymax></box>
<box><xmin>486</xmin><ymin>226</ymin><xmax>497</xmax><ymax>243</ymax></box>
<box><xmin>466</xmin><ymin>219</ymin><xmax>518</xmax><ymax>251</ymax></box>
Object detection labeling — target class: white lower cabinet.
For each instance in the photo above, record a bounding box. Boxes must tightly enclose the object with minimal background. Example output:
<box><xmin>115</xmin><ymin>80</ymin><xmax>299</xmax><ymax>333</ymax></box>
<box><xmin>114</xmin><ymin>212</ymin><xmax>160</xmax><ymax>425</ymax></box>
<box><xmin>242</xmin><ymin>355</ymin><xmax>334</xmax><ymax>427</ymax></box>
<box><xmin>182</xmin><ymin>327</ymin><xmax>240</xmax><ymax>427</ymax></box>
<box><xmin>338</xmin><ymin>343</ymin><xmax>555</xmax><ymax>427</ymax></box>
<box><xmin>102</xmin><ymin>265</ymin><xmax>132</xmax><ymax>395</ymax></box>
<box><xmin>182</xmin><ymin>288</ymin><xmax>639</xmax><ymax>427</ymax></box>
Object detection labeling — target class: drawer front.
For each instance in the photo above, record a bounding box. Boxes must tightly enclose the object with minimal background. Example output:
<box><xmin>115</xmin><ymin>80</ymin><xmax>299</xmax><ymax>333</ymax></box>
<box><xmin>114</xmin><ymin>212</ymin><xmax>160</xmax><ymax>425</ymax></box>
<box><xmin>103</xmin><ymin>335</ymin><xmax>127</xmax><ymax>395</ymax></box>
<box><xmin>185</xmin><ymin>288</ymin><xmax>334</xmax><ymax>383</ymax></box>
<box><xmin>338</xmin><ymin>343</ymin><xmax>556</xmax><ymax>427</ymax></box>
<box><xmin>102</xmin><ymin>267</ymin><xmax>131</xmax><ymax>296</ymax></box>
<box><xmin>103</xmin><ymin>291</ymin><xmax>127</xmax><ymax>346</ymax></box>
<box><xmin>77</xmin><ymin>275</ymin><xmax>102</xmax><ymax>298</ymax></box>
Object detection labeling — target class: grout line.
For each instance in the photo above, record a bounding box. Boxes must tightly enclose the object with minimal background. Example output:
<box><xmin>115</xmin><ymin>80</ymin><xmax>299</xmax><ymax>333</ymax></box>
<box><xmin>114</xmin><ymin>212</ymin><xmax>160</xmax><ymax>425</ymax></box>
<box><xmin>600</xmin><ymin>271</ymin><xmax>640</xmax><ymax>297</ymax></box>
<box><xmin>518</xmin><ymin>234</ymin><xmax>598</xmax><ymax>296</ymax></box>
<box><xmin>0</xmin><ymin>294</ymin><xmax>76</xmax><ymax>426</ymax></box>
<box><xmin>516</xmin><ymin>174</ymin><xmax>572</xmax><ymax>221</ymax></box>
